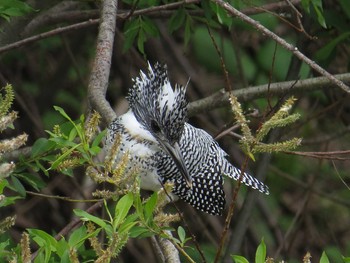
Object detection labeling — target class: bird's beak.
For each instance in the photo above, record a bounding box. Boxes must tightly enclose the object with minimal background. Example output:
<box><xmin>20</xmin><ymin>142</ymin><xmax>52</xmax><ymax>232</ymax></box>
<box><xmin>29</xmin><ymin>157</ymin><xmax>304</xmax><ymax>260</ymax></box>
<box><xmin>158</xmin><ymin>140</ymin><xmax>192</xmax><ymax>188</ymax></box>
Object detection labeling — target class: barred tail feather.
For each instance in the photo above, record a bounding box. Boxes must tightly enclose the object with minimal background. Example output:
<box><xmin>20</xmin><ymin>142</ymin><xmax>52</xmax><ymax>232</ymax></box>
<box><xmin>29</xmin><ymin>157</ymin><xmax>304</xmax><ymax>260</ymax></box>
<box><xmin>224</xmin><ymin>161</ymin><xmax>269</xmax><ymax>195</ymax></box>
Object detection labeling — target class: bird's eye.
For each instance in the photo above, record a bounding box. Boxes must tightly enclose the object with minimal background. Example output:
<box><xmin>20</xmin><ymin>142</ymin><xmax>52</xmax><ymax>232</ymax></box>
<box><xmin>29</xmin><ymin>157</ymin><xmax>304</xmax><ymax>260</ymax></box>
<box><xmin>150</xmin><ymin>120</ymin><xmax>161</xmax><ymax>133</ymax></box>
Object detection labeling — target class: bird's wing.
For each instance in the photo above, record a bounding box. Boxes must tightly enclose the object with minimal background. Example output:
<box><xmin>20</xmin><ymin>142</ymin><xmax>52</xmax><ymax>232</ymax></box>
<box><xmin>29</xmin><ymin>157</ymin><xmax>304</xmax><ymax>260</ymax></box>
<box><xmin>156</xmin><ymin>123</ymin><xmax>269</xmax><ymax>215</ymax></box>
<box><xmin>156</xmin><ymin>124</ymin><xmax>226</xmax><ymax>215</ymax></box>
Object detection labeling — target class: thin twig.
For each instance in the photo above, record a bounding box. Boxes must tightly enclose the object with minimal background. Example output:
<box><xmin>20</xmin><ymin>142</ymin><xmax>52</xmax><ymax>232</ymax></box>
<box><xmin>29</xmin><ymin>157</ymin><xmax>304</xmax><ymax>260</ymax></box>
<box><xmin>284</xmin><ymin>150</ymin><xmax>350</xmax><ymax>160</ymax></box>
<box><xmin>242</xmin><ymin>0</ymin><xmax>301</xmax><ymax>15</ymax></box>
<box><xmin>0</xmin><ymin>19</ymin><xmax>99</xmax><ymax>54</ymax></box>
<box><xmin>26</xmin><ymin>191</ymin><xmax>102</xmax><ymax>202</ymax></box>
<box><xmin>270</xmin><ymin>165</ymin><xmax>350</xmax><ymax>208</ymax></box>
<box><xmin>206</xmin><ymin>25</ymin><xmax>232</xmax><ymax>92</ymax></box>
<box><xmin>211</xmin><ymin>0</ymin><xmax>350</xmax><ymax>94</ymax></box>
<box><xmin>274</xmin><ymin>187</ymin><xmax>312</xmax><ymax>257</ymax></box>
<box><xmin>331</xmin><ymin>161</ymin><xmax>350</xmax><ymax>191</ymax></box>
<box><xmin>214</xmin><ymin>156</ymin><xmax>249</xmax><ymax>263</ymax></box>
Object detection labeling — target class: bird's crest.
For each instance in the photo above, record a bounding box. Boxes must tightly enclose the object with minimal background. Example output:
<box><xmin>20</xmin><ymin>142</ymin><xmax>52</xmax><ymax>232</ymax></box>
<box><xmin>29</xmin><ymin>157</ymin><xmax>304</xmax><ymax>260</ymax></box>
<box><xmin>128</xmin><ymin>62</ymin><xmax>188</xmax><ymax>143</ymax></box>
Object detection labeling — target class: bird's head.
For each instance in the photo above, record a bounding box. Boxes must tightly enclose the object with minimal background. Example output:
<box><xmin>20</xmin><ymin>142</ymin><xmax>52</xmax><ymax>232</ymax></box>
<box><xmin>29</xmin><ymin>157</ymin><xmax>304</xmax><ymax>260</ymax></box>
<box><xmin>127</xmin><ymin>62</ymin><xmax>191</xmax><ymax>187</ymax></box>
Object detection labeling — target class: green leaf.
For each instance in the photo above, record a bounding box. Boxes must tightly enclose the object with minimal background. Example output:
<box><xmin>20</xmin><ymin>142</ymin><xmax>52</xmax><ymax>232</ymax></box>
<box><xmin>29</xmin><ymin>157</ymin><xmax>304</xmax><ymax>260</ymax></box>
<box><xmin>49</xmin><ymin>137</ymin><xmax>77</xmax><ymax>148</ymax></box>
<box><xmin>92</xmin><ymin>130</ymin><xmax>107</xmax><ymax>148</ymax></box>
<box><xmin>28</xmin><ymin>229</ymin><xmax>57</xmax><ymax>263</ymax></box>
<box><xmin>0</xmin><ymin>195</ymin><xmax>22</xmax><ymax>207</ymax></box>
<box><xmin>301</xmin><ymin>0</ymin><xmax>310</xmax><ymax>13</ymax></box>
<box><xmin>142</xmin><ymin>17</ymin><xmax>159</xmax><ymax>37</ymax></box>
<box><xmin>0</xmin><ymin>0</ymin><xmax>35</xmax><ymax>20</ymax></box>
<box><xmin>320</xmin><ymin>251</ymin><xmax>330</xmax><ymax>263</ymax></box>
<box><xmin>119</xmin><ymin>221</ymin><xmax>138</xmax><ymax>234</ymax></box>
<box><xmin>54</xmin><ymin>106</ymin><xmax>83</xmax><ymax>139</ymax></box>
<box><xmin>10</xmin><ymin>175</ymin><xmax>26</xmax><ymax>196</ymax></box>
<box><xmin>31</xmin><ymin>138</ymin><xmax>57</xmax><ymax>158</ymax></box>
<box><xmin>89</xmin><ymin>145</ymin><xmax>101</xmax><ymax>155</ymax></box>
<box><xmin>104</xmin><ymin>224</ymin><xmax>114</xmax><ymax>238</ymax></box>
<box><xmin>168</xmin><ymin>8</ymin><xmax>186</xmax><ymax>33</ymax></box>
<box><xmin>144</xmin><ymin>192</ymin><xmax>157</xmax><ymax>221</ymax></box>
<box><xmin>311</xmin><ymin>0</ymin><xmax>327</xmax><ymax>28</ymax></box>
<box><xmin>231</xmin><ymin>255</ymin><xmax>249</xmax><ymax>263</ymax></box>
<box><xmin>137</xmin><ymin>29</ymin><xmax>146</xmax><ymax>54</ymax></box>
<box><xmin>255</xmin><ymin>238</ymin><xmax>266</xmax><ymax>263</ymax></box>
<box><xmin>68</xmin><ymin>225</ymin><xmax>87</xmax><ymax>247</ymax></box>
<box><xmin>129</xmin><ymin>225</ymin><xmax>154</xmax><ymax>238</ymax></box>
<box><xmin>312</xmin><ymin>2</ymin><xmax>326</xmax><ymax>28</ymax></box>
<box><xmin>123</xmin><ymin>18</ymin><xmax>140</xmax><ymax>52</ymax></box>
<box><xmin>302</xmin><ymin>0</ymin><xmax>326</xmax><ymax>28</ymax></box>
<box><xmin>68</xmin><ymin>224</ymin><xmax>100</xmax><ymax>248</ymax></box>
<box><xmin>68</xmin><ymin>126</ymin><xmax>78</xmax><ymax>142</ymax></box>
<box><xmin>35</xmin><ymin>160</ymin><xmax>49</xmax><ymax>176</ymax></box>
<box><xmin>184</xmin><ymin>15</ymin><xmax>192</xmax><ymax>46</ymax></box>
<box><xmin>315</xmin><ymin>32</ymin><xmax>350</xmax><ymax>62</ymax></box>
<box><xmin>343</xmin><ymin>256</ymin><xmax>350</xmax><ymax>263</ymax></box>
<box><xmin>177</xmin><ymin>226</ymin><xmax>186</xmax><ymax>243</ymax></box>
<box><xmin>133</xmin><ymin>186</ymin><xmax>144</xmax><ymax>220</ymax></box>
<box><xmin>114</xmin><ymin>193</ymin><xmax>134</xmax><ymax>230</ymax></box>
<box><xmin>15</xmin><ymin>172</ymin><xmax>46</xmax><ymax>191</ymax></box>
<box><xmin>215</xmin><ymin>3</ymin><xmax>232</xmax><ymax>27</ymax></box>
<box><xmin>73</xmin><ymin>209</ymin><xmax>107</xmax><ymax>228</ymax></box>
<box><xmin>55</xmin><ymin>238</ymin><xmax>69</xmax><ymax>258</ymax></box>
<box><xmin>0</xmin><ymin>179</ymin><xmax>9</xmax><ymax>193</ymax></box>
<box><xmin>201</xmin><ymin>0</ymin><xmax>214</xmax><ymax>21</ymax></box>
<box><xmin>53</xmin><ymin>105</ymin><xmax>73</xmax><ymax>122</ymax></box>
<box><xmin>0</xmin><ymin>239</ymin><xmax>10</xmax><ymax>254</ymax></box>
<box><xmin>248</xmin><ymin>151</ymin><xmax>256</xmax><ymax>162</ymax></box>
<box><xmin>49</xmin><ymin>143</ymin><xmax>80</xmax><ymax>170</ymax></box>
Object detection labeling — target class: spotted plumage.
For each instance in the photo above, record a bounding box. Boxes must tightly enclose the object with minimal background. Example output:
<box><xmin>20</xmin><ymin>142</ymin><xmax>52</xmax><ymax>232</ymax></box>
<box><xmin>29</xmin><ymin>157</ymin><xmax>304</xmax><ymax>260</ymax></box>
<box><xmin>105</xmin><ymin>62</ymin><xmax>269</xmax><ymax>215</ymax></box>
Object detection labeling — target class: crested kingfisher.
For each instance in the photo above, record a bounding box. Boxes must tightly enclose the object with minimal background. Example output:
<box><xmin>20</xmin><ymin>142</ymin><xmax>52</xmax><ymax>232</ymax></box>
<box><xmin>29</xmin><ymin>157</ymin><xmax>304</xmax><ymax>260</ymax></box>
<box><xmin>105</xmin><ymin>62</ymin><xmax>269</xmax><ymax>215</ymax></box>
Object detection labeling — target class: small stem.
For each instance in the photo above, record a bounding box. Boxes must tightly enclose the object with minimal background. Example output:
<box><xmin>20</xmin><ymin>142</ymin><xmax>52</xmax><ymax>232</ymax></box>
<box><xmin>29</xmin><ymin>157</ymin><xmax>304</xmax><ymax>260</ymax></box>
<box><xmin>214</xmin><ymin>156</ymin><xmax>249</xmax><ymax>263</ymax></box>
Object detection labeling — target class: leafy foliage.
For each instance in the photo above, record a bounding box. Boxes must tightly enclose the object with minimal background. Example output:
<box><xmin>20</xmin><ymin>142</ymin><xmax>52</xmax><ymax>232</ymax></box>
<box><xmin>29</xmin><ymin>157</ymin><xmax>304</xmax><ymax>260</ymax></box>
<box><xmin>123</xmin><ymin>16</ymin><xmax>159</xmax><ymax>54</ymax></box>
<box><xmin>0</xmin><ymin>0</ymin><xmax>35</xmax><ymax>21</ymax></box>
<box><xmin>301</xmin><ymin>0</ymin><xmax>326</xmax><ymax>28</ymax></box>
<box><xmin>0</xmin><ymin>85</ymin><xmax>27</xmax><ymax>234</ymax></box>
<box><xmin>0</xmin><ymin>105</ymin><xmax>193</xmax><ymax>262</ymax></box>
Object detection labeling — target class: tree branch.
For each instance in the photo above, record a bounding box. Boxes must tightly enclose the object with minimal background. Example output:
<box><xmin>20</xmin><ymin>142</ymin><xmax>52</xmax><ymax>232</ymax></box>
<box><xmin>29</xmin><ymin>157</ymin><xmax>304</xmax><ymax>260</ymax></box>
<box><xmin>156</xmin><ymin>232</ymin><xmax>182</xmax><ymax>263</ymax></box>
<box><xmin>188</xmin><ymin>73</ymin><xmax>350</xmax><ymax>117</ymax></box>
<box><xmin>87</xmin><ymin>0</ymin><xmax>118</xmax><ymax>124</ymax></box>
<box><xmin>211</xmin><ymin>0</ymin><xmax>350</xmax><ymax>93</ymax></box>
<box><xmin>0</xmin><ymin>19</ymin><xmax>99</xmax><ymax>55</ymax></box>
<box><xmin>0</xmin><ymin>0</ymin><xmax>300</xmax><ymax>55</ymax></box>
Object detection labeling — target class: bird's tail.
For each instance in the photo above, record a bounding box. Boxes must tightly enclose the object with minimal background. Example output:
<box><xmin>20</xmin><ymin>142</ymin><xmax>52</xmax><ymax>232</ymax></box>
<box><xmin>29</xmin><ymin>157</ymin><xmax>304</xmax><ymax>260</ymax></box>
<box><xmin>223</xmin><ymin>160</ymin><xmax>269</xmax><ymax>195</ymax></box>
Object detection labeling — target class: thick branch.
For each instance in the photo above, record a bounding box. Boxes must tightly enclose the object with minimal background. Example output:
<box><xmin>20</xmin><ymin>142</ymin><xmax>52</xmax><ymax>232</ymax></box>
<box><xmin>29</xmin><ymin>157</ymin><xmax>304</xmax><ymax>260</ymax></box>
<box><xmin>188</xmin><ymin>73</ymin><xmax>350</xmax><ymax>117</ymax></box>
<box><xmin>212</xmin><ymin>0</ymin><xmax>350</xmax><ymax>93</ymax></box>
<box><xmin>87</xmin><ymin>0</ymin><xmax>118</xmax><ymax>124</ymax></box>
<box><xmin>156</xmin><ymin>233</ymin><xmax>181</xmax><ymax>263</ymax></box>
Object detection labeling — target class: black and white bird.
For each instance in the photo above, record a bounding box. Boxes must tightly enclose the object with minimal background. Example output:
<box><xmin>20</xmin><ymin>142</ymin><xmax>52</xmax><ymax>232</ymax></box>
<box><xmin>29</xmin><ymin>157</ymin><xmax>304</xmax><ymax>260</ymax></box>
<box><xmin>105</xmin><ymin>62</ymin><xmax>269</xmax><ymax>215</ymax></box>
